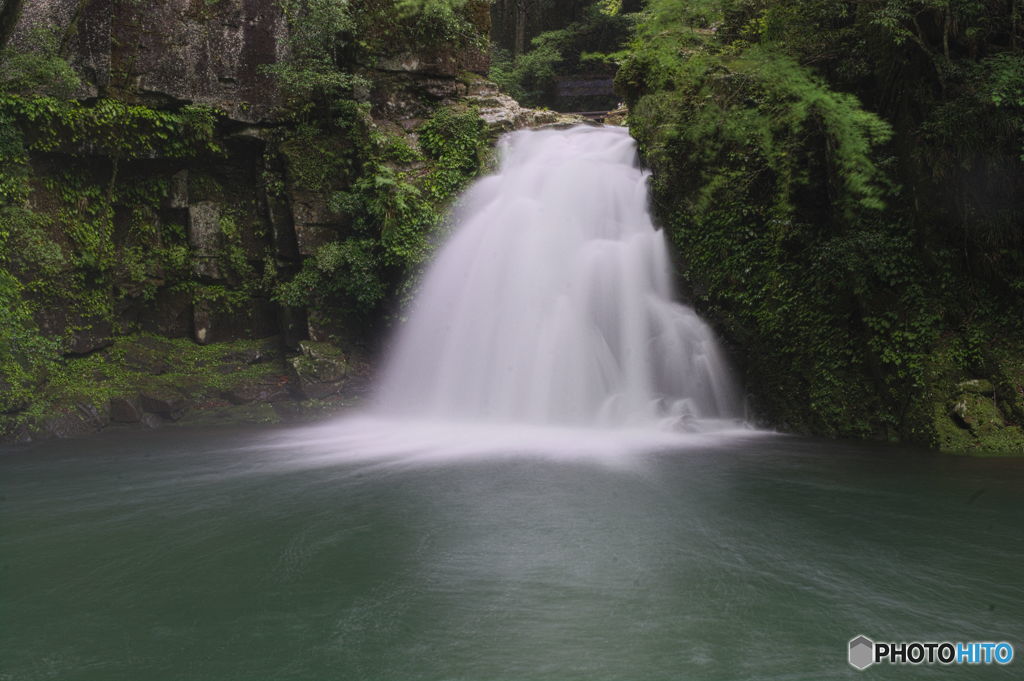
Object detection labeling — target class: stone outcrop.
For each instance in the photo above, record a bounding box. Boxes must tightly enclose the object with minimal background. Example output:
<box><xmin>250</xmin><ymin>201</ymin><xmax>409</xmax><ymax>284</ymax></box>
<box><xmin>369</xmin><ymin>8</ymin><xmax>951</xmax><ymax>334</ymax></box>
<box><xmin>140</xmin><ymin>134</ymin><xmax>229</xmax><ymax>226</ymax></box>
<box><xmin>12</xmin><ymin>0</ymin><xmax>286</xmax><ymax>121</ymax></box>
<box><xmin>463</xmin><ymin>76</ymin><xmax>582</xmax><ymax>134</ymax></box>
<box><xmin>287</xmin><ymin>341</ymin><xmax>348</xmax><ymax>399</ymax></box>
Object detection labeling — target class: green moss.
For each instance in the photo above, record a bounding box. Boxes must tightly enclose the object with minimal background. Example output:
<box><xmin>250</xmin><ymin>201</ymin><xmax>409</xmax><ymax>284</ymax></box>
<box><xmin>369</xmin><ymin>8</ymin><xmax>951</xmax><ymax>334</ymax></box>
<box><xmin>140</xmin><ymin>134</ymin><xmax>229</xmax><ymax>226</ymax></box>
<box><xmin>175</xmin><ymin>403</ymin><xmax>282</xmax><ymax>426</ymax></box>
<box><xmin>620</xmin><ymin>0</ymin><xmax>1023</xmax><ymax>448</ymax></box>
<box><xmin>935</xmin><ymin>397</ymin><xmax>1024</xmax><ymax>456</ymax></box>
<box><xmin>279</xmin><ymin>124</ymin><xmax>355</xmax><ymax>193</ymax></box>
<box><xmin>30</xmin><ymin>335</ymin><xmax>284</xmax><ymax>413</ymax></box>
<box><xmin>923</xmin><ymin>337</ymin><xmax>1024</xmax><ymax>456</ymax></box>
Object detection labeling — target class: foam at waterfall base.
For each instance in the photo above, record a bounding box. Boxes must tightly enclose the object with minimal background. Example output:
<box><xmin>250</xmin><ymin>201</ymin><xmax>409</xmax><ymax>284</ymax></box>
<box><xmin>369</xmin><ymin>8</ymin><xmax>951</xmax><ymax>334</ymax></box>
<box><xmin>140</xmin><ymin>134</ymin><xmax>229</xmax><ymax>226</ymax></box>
<box><xmin>266</xmin><ymin>414</ymin><xmax>765</xmax><ymax>470</ymax></box>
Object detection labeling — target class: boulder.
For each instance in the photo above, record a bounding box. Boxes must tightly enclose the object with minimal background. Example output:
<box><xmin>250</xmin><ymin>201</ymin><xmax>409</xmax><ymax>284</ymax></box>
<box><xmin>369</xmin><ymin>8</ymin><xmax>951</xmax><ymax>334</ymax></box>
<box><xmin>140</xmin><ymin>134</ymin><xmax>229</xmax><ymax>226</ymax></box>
<box><xmin>39</xmin><ymin>402</ymin><xmax>110</xmax><ymax>439</ymax></box>
<box><xmin>287</xmin><ymin>341</ymin><xmax>348</xmax><ymax>399</ymax></box>
<box><xmin>465</xmin><ymin>88</ymin><xmax>582</xmax><ymax>135</ymax></box>
<box><xmin>289</xmin><ymin>191</ymin><xmax>345</xmax><ymax>229</ymax></box>
<box><xmin>139</xmin><ymin>388</ymin><xmax>190</xmax><ymax>420</ymax></box>
<box><xmin>109</xmin><ymin>396</ymin><xmax>145</xmax><ymax>423</ymax></box>
<box><xmin>140</xmin><ymin>413</ymin><xmax>164</xmax><ymax>429</ymax></box>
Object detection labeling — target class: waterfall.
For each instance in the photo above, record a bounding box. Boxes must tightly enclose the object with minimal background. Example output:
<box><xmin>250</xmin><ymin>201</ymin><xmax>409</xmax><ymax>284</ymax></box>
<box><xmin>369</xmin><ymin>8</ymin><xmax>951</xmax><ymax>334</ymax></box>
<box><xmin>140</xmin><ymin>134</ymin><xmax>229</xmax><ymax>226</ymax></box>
<box><xmin>373</xmin><ymin>125</ymin><xmax>743</xmax><ymax>431</ymax></box>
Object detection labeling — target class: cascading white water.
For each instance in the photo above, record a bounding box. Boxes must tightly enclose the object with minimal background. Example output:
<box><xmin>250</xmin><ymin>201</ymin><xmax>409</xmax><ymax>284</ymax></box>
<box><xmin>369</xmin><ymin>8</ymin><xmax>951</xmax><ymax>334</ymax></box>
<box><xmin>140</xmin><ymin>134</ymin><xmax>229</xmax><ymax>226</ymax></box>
<box><xmin>373</xmin><ymin>125</ymin><xmax>742</xmax><ymax>431</ymax></box>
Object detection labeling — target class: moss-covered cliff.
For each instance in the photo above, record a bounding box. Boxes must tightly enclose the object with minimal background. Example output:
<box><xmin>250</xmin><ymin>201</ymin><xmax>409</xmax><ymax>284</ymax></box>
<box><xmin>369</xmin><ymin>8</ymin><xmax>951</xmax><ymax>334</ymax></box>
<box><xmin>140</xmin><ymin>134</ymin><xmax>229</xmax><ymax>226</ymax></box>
<box><xmin>0</xmin><ymin>0</ymin><xmax>572</xmax><ymax>442</ymax></box>
<box><xmin>617</xmin><ymin>0</ymin><xmax>1024</xmax><ymax>455</ymax></box>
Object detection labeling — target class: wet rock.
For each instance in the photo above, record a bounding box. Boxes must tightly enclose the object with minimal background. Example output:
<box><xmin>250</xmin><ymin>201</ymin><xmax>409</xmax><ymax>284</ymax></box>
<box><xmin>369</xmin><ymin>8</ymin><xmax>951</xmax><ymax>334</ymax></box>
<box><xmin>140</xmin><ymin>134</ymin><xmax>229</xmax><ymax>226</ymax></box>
<box><xmin>188</xmin><ymin>201</ymin><xmax>224</xmax><ymax>280</ymax></box>
<box><xmin>465</xmin><ymin>88</ymin><xmax>581</xmax><ymax>135</ymax></box>
<box><xmin>193</xmin><ymin>298</ymin><xmax>278</xmax><ymax>345</ymax></box>
<box><xmin>952</xmin><ymin>393</ymin><xmax>1004</xmax><ymax>433</ymax></box>
<box><xmin>223</xmin><ymin>338</ymin><xmax>279</xmax><ymax>365</ymax></box>
<box><xmin>937</xmin><ymin>377</ymin><xmax>1024</xmax><ymax>455</ymax></box>
<box><xmin>140</xmin><ymin>413</ymin><xmax>164</xmax><ymax>429</ymax></box>
<box><xmin>12</xmin><ymin>0</ymin><xmax>286</xmax><ymax>123</ymax></box>
<box><xmin>294</xmin><ymin>224</ymin><xmax>340</xmax><ymax>256</ymax></box>
<box><xmin>0</xmin><ymin>417</ymin><xmax>34</xmax><ymax>444</ymax></box>
<box><xmin>140</xmin><ymin>288</ymin><xmax>193</xmax><ymax>338</ymax></box>
<box><xmin>36</xmin><ymin>305</ymin><xmax>114</xmax><ymax>356</ymax></box>
<box><xmin>109</xmin><ymin>396</ymin><xmax>145</xmax><ymax>423</ymax></box>
<box><xmin>603</xmin><ymin>106</ymin><xmax>629</xmax><ymax>126</ymax></box>
<box><xmin>307</xmin><ymin>307</ymin><xmax>356</xmax><ymax>346</ymax></box>
<box><xmin>139</xmin><ymin>388</ymin><xmax>190</xmax><ymax>420</ymax></box>
<box><xmin>178</xmin><ymin>377</ymin><xmax>215</xmax><ymax>400</ymax></box>
<box><xmin>280</xmin><ymin>307</ymin><xmax>308</xmax><ymax>350</ymax></box>
<box><xmin>223</xmin><ymin>377</ymin><xmax>291</xmax><ymax>405</ymax></box>
<box><xmin>287</xmin><ymin>341</ymin><xmax>348</xmax><ymax>399</ymax></box>
<box><xmin>67</xmin><ymin>319</ymin><xmax>115</xmax><ymax>356</ymax></box>
<box><xmin>166</xmin><ymin>169</ymin><xmax>189</xmax><ymax>210</ymax></box>
<box><xmin>289</xmin><ymin>191</ymin><xmax>345</xmax><ymax>229</ymax></box>
<box><xmin>266</xmin><ymin>193</ymin><xmax>299</xmax><ymax>260</ymax></box>
<box><xmin>40</xmin><ymin>402</ymin><xmax>109</xmax><ymax>439</ymax></box>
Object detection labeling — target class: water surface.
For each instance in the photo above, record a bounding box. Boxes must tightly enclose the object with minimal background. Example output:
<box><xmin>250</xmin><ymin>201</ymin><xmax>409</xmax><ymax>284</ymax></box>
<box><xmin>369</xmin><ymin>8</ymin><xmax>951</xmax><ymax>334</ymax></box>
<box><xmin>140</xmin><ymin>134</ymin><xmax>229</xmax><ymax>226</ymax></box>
<box><xmin>1</xmin><ymin>424</ymin><xmax>1020</xmax><ymax>680</ymax></box>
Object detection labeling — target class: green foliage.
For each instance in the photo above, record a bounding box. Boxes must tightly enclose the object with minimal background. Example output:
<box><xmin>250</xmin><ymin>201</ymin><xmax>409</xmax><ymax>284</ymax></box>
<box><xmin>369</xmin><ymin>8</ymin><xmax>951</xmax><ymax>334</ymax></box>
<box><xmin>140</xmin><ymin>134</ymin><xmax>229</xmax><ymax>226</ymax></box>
<box><xmin>263</xmin><ymin>0</ymin><xmax>365</xmax><ymax>115</ymax></box>
<box><xmin>0</xmin><ymin>27</ymin><xmax>80</xmax><ymax>97</ymax></box>
<box><xmin>277</xmin><ymin>239</ymin><xmax>387</xmax><ymax>309</ymax></box>
<box><xmin>0</xmin><ymin>96</ymin><xmax>223</xmax><ymax>159</ymax></box>
<box><xmin>385</xmin><ymin>0</ymin><xmax>489</xmax><ymax>51</ymax></box>
<box><xmin>621</xmin><ymin>0</ymin><xmax>1023</xmax><ymax>442</ymax></box>
<box><xmin>490</xmin><ymin>4</ymin><xmax>635</xmax><ymax>108</ymax></box>
<box><xmin>490</xmin><ymin>41</ymin><xmax>564</xmax><ymax>105</ymax></box>
<box><xmin>0</xmin><ymin>262</ymin><xmax>60</xmax><ymax>413</ymax></box>
<box><xmin>277</xmin><ymin>106</ymin><xmax>488</xmax><ymax>315</ymax></box>
<box><xmin>279</xmin><ymin>121</ymin><xmax>357</xmax><ymax>192</ymax></box>
<box><xmin>417</xmin><ymin>106</ymin><xmax>487</xmax><ymax>198</ymax></box>
<box><xmin>0</xmin><ymin>85</ymin><xmax>229</xmax><ymax>418</ymax></box>
<box><xmin>266</xmin><ymin>0</ymin><xmax>485</xmax><ymax>120</ymax></box>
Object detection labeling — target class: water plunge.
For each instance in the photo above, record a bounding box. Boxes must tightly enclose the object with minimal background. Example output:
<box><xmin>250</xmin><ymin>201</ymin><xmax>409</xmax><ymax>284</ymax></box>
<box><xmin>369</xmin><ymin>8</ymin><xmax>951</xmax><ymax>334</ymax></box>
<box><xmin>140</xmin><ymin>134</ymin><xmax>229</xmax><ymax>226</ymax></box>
<box><xmin>374</xmin><ymin>125</ymin><xmax>742</xmax><ymax>431</ymax></box>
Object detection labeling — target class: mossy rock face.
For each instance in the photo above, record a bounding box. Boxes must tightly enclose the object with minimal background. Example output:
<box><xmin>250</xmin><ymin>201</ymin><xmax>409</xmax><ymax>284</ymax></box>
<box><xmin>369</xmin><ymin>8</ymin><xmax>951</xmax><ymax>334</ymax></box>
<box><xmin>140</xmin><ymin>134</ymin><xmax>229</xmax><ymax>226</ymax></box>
<box><xmin>958</xmin><ymin>379</ymin><xmax>995</xmax><ymax>396</ymax></box>
<box><xmin>934</xmin><ymin>388</ymin><xmax>1024</xmax><ymax>456</ymax></box>
<box><xmin>288</xmin><ymin>341</ymin><xmax>349</xmax><ymax>399</ymax></box>
<box><xmin>176</xmin><ymin>403</ymin><xmax>282</xmax><ymax>427</ymax></box>
<box><xmin>109</xmin><ymin>396</ymin><xmax>145</xmax><ymax>423</ymax></box>
<box><xmin>39</xmin><ymin>403</ymin><xmax>110</xmax><ymax>439</ymax></box>
<box><xmin>139</xmin><ymin>387</ymin><xmax>191</xmax><ymax>420</ymax></box>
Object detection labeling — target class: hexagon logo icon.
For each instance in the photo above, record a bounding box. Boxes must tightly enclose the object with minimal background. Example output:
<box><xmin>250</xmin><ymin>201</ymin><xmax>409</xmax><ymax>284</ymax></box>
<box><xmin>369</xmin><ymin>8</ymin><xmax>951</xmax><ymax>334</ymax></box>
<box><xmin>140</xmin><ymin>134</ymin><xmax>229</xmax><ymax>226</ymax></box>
<box><xmin>849</xmin><ymin>635</ymin><xmax>875</xmax><ymax>670</ymax></box>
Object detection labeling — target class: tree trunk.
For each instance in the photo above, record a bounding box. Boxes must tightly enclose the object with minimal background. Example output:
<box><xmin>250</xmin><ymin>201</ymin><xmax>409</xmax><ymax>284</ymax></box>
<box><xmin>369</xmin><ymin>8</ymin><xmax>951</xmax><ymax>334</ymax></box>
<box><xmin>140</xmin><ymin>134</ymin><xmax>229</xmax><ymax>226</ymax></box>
<box><xmin>514</xmin><ymin>0</ymin><xmax>527</xmax><ymax>55</ymax></box>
